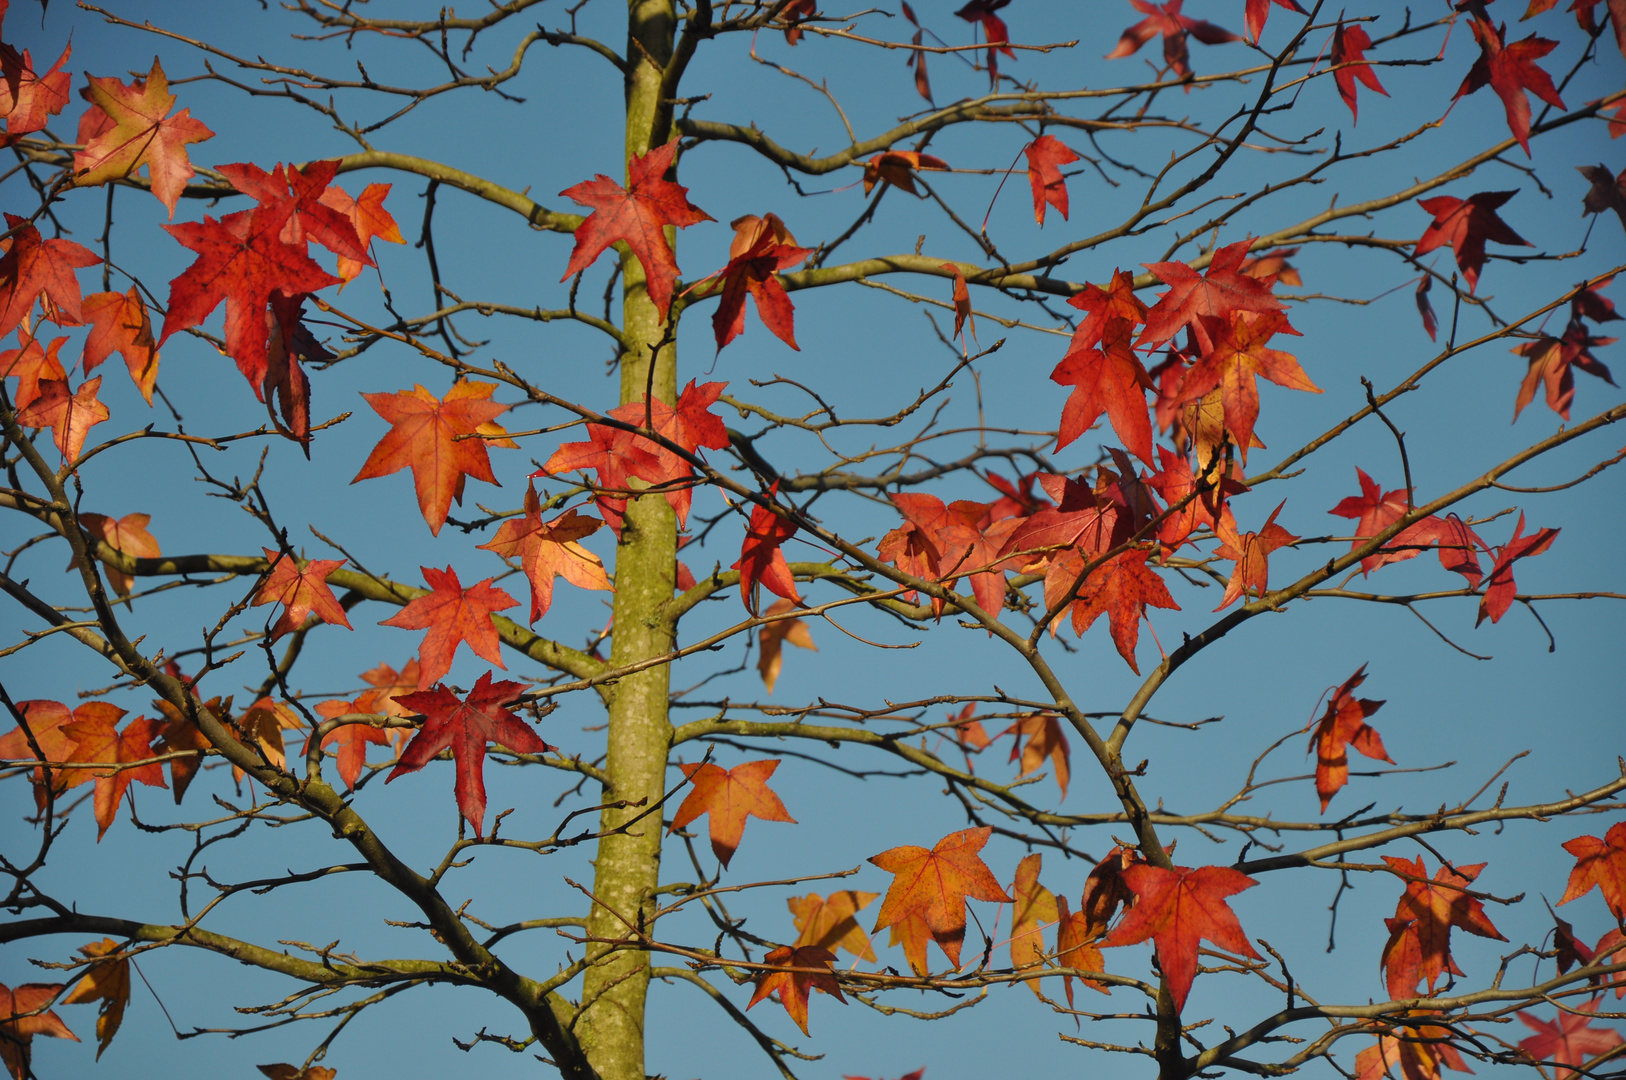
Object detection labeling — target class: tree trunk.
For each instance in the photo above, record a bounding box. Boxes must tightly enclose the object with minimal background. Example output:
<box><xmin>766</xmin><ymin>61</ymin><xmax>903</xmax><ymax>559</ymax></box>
<box><xmin>576</xmin><ymin>4</ymin><xmax>677</xmax><ymax>1078</ymax></box>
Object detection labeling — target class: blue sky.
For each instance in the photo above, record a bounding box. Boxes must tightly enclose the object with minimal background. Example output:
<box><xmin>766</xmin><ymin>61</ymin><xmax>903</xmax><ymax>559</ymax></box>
<box><xmin>3</xmin><ymin>1</ymin><xmax>1624</xmax><ymax>1078</ymax></box>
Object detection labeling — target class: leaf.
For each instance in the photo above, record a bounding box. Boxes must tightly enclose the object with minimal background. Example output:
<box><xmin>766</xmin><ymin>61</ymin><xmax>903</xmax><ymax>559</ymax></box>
<box><xmin>151</xmin><ymin>695</ymin><xmax>230</xmax><ymax>803</ymax></box>
<box><xmin>1475</xmin><ymin>512</ymin><xmax>1558</xmax><ymax>625</ymax></box>
<box><xmin>758</xmin><ymin>597</ymin><xmax>816</xmax><ymax>694</ymax></box>
<box><xmin>15</xmin><ymin>376</ymin><xmax>109</xmax><ymax>462</ymax></box>
<box><xmin>71</xmin><ymin>57</ymin><xmax>214</xmax><ymax>218</ymax></box>
<box><xmin>1139</xmin><ymin>238</ymin><xmax>1288</xmax><ymax>351</ymax></box>
<box><xmin>1454</xmin><ymin>16</ymin><xmax>1564</xmax><ymax>156</ymax></box>
<box><xmin>955</xmin><ymin>1</ymin><xmax>1014</xmax><ymax>87</ymax></box>
<box><xmin>1023</xmin><ymin>135</ymin><xmax>1079</xmax><ymax>225</ymax></box>
<box><xmin>1146</xmin><ymin>444</ymin><xmax>1243</xmax><ymax>554</ymax></box>
<box><xmin>1066</xmin><ymin>268</ymin><xmax>1148</xmax><ymax>356</ymax></box>
<box><xmin>318</xmin><ymin>181</ymin><xmax>405</xmax><ymax>285</ymax></box>
<box><xmin>706</xmin><ymin>213</ymin><xmax>811</xmax><ymax>352</ymax></box>
<box><xmin>746</xmin><ymin>945</ymin><xmax>844</xmax><ymax>1036</ymax></box>
<box><xmin>0</xmin><ymin>981</ymin><xmax>77</xmax><ymax>1080</ymax></box>
<box><xmin>0</xmin><ymin>699</ymin><xmax>99</xmax><ymax>808</ymax></box>
<box><xmin>253</xmin><ymin>549</ymin><xmax>351</xmax><ymax>641</ymax></box>
<box><xmin>1354</xmin><ymin>1026</ymin><xmax>1473</xmax><ymax>1080</ymax></box>
<box><xmin>1211</xmin><ymin>500</ymin><xmax>1299</xmax><ymax>609</ymax></box>
<box><xmin>1512</xmin><ymin>320</ymin><xmax>1616</xmax><ymax>421</ymax></box>
<box><xmin>1101</xmin><ymin>862</ymin><xmax>1260</xmax><ymax>1012</ymax></box>
<box><xmin>1592</xmin><ymin>928</ymin><xmax>1626</xmax><ymax>998</ymax></box>
<box><xmin>1053</xmin><ymin>894</ymin><xmax>1111</xmax><ymax>1006</ymax></box>
<box><xmin>304</xmin><ymin>699</ymin><xmax>390</xmax><ymax>791</ymax></box>
<box><xmin>733</xmin><ymin>484</ymin><xmax>800</xmax><ymax>613</ymax></box>
<box><xmin>231</xmin><ymin>697</ymin><xmax>302</xmax><ymax>783</ymax></box>
<box><xmin>1052</xmin><ymin>548</ymin><xmax>1180</xmax><ymax>673</ymax></box>
<box><xmin>941</xmin><ymin>262</ymin><xmax>975</xmax><ymax>350</ymax></box>
<box><xmin>558</xmin><ymin>140</ymin><xmax>713</xmax><ymax>322</ymax></box>
<box><xmin>1178</xmin><ymin>311</ymin><xmax>1321</xmax><ymax>462</ymax></box>
<box><xmin>1307</xmin><ymin>664</ymin><xmax>1392</xmax><ymax>811</ymax></box>
<box><xmin>352</xmin><ymin>381</ymin><xmax>509</xmax><ymax>535</ymax></box>
<box><xmin>789</xmin><ymin>890</ymin><xmax>878</xmax><ymax>962</ymax></box>
<box><xmin>1009</xmin><ymin>853</ymin><xmax>1059</xmax><ymax>994</ymax></box>
<box><xmin>869</xmin><ymin>826</ymin><xmax>1012</xmax><ymax>974</ymax></box>
<box><xmin>477</xmin><ymin>487</ymin><xmax>610</xmax><ymax>623</ymax></box>
<box><xmin>379</xmin><ymin>565</ymin><xmax>519</xmax><ymax>689</ymax></box>
<box><xmin>1332</xmin><ymin>20</ymin><xmax>1388</xmax><ymax>122</ymax></box>
<box><xmin>1559</xmin><ymin>821</ymin><xmax>1626</xmax><ymax>922</ymax></box>
<box><xmin>1414</xmin><ymin>190</ymin><xmax>1530</xmax><ymax>295</ymax></box>
<box><xmin>1577</xmin><ymin>163</ymin><xmax>1626</xmax><ymax>236</ymax></box>
<box><xmin>0</xmin><ymin>330</ymin><xmax>66</xmax><ymax>410</ymax></box>
<box><xmin>1245</xmin><ymin>0</ymin><xmax>1306</xmax><ymax>43</ymax></box>
<box><xmin>1380</xmin><ymin>855</ymin><xmax>1505</xmax><ymax>996</ymax></box>
<box><xmin>359</xmin><ymin>658</ymin><xmax>422</xmax><ymax>754</ymax></box>
<box><xmin>257</xmin><ymin>1066</ymin><xmax>337</xmax><ymax>1080</ymax></box>
<box><xmin>81</xmin><ymin>288</ymin><xmax>159</xmax><ymax>403</ymax></box>
<box><xmin>1105</xmin><ymin>0</ymin><xmax>1241</xmax><ymax>80</ymax></box>
<box><xmin>780</xmin><ymin>0</ymin><xmax>816</xmax><ymax>45</ymax></box>
<box><xmin>387</xmin><ymin>672</ymin><xmax>552</xmax><ymax>836</ymax></box>
<box><xmin>1081</xmin><ymin>845</ymin><xmax>1141</xmax><ymax>938</ymax></box>
<box><xmin>860</xmin><ymin>150</ymin><xmax>949</xmax><ymax>196</ymax></box>
<box><xmin>60</xmin><ymin>711</ymin><xmax>165</xmax><ymax>840</ymax></box>
<box><xmin>844</xmin><ymin>1071</ymin><xmax>924</xmax><ymax>1080</ymax></box>
<box><xmin>1416</xmin><ymin>275</ymin><xmax>1439</xmax><ymax>341</ymax></box>
<box><xmin>1051</xmin><ymin>314</ymin><xmax>1155</xmax><ymax>463</ymax></box>
<box><xmin>60</xmin><ymin>938</ymin><xmax>129</xmax><ymax>1058</ymax></box>
<box><xmin>0</xmin><ymin>35</ymin><xmax>70</xmax><ymax>146</ymax></box>
<box><xmin>1517</xmin><ymin>1000</ymin><xmax>1623</xmax><ymax>1079</ymax></box>
<box><xmin>1328</xmin><ymin>467</ymin><xmax>1423</xmax><ymax>574</ymax></box>
<box><xmin>0</xmin><ymin>214</ymin><xmax>100</xmax><ymax>340</ymax></box>
<box><xmin>216</xmin><ymin>160</ymin><xmax>369</xmax><ymax>265</ymax></box>
<box><xmin>669</xmin><ymin>759</ymin><xmax>796</xmax><ymax>868</ymax></box>
<box><xmin>903</xmin><ymin>3</ymin><xmax>933</xmax><ymax>103</ymax></box>
<box><xmin>999</xmin><ymin>715</ymin><xmax>1070</xmax><ymax>799</ymax></box>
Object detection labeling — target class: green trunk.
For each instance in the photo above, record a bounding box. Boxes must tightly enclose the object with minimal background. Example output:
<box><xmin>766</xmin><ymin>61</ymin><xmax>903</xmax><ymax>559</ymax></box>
<box><xmin>576</xmin><ymin>4</ymin><xmax>678</xmax><ymax>1078</ymax></box>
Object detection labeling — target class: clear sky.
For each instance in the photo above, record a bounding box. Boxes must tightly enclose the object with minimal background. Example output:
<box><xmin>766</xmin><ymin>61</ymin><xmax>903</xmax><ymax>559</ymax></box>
<box><xmin>3</xmin><ymin>1</ymin><xmax>1623</xmax><ymax>1079</ymax></box>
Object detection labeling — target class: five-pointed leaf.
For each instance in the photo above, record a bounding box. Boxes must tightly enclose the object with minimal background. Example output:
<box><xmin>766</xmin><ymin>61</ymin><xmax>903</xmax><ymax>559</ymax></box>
<box><xmin>1559</xmin><ymin>822</ymin><xmax>1626</xmax><ymax>922</ymax></box>
<box><xmin>1476</xmin><ymin>512</ymin><xmax>1558</xmax><ymax>625</ymax></box>
<box><xmin>0</xmin><ymin>981</ymin><xmax>78</xmax><ymax>1080</ymax></box>
<box><xmin>0</xmin><ymin>331</ymin><xmax>66</xmax><ymax>410</ymax></box>
<box><xmin>1000</xmin><ymin>715</ymin><xmax>1070</xmax><ymax>798</ymax></box>
<box><xmin>150</xmin><ymin>695</ymin><xmax>229</xmax><ymax>804</ymax></box>
<box><xmin>16</xmin><ymin>376</ymin><xmax>109</xmax><ymax>461</ymax></box>
<box><xmin>706</xmin><ymin>213</ymin><xmax>812</xmax><ymax>351</ymax></box>
<box><xmin>1512</xmin><ymin>321</ymin><xmax>1616</xmax><ymax>421</ymax></box>
<box><xmin>380</xmin><ymin>566</ymin><xmax>518</xmax><ymax>688</ymax></box>
<box><xmin>0</xmin><ymin>33</ymin><xmax>71</xmax><ymax>146</ymax></box>
<box><xmin>0</xmin><ymin>699</ymin><xmax>99</xmax><ymax>808</ymax></box>
<box><xmin>72</xmin><ymin>58</ymin><xmax>214</xmax><ymax>218</ymax></box>
<box><xmin>61</xmin><ymin>712</ymin><xmax>165</xmax><ymax>841</ymax></box>
<box><xmin>388</xmin><ymin>672</ymin><xmax>552</xmax><ymax>837</ymax></box>
<box><xmin>253</xmin><ymin>549</ymin><xmax>351</xmax><ymax>641</ymax></box>
<box><xmin>789</xmin><ymin>890</ymin><xmax>878</xmax><ymax>962</ymax></box>
<box><xmin>747</xmin><ymin>945</ymin><xmax>844</xmax><ymax>1035</ymax></box>
<box><xmin>1245</xmin><ymin>0</ymin><xmax>1306</xmax><ymax>43</ymax></box>
<box><xmin>81</xmin><ymin>288</ymin><xmax>159</xmax><ymax>403</ymax></box>
<box><xmin>1381</xmin><ymin>855</ymin><xmax>1505</xmax><ymax>996</ymax></box>
<box><xmin>1517</xmin><ymin>1000</ymin><xmax>1623</xmax><ymax>1079</ymax></box>
<box><xmin>1054</xmin><ymin>894</ymin><xmax>1111</xmax><ymax>1006</ymax></box>
<box><xmin>1101</xmin><ymin>862</ymin><xmax>1260</xmax><ymax>1012</ymax></box>
<box><xmin>1329</xmin><ymin>468</ymin><xmax>1431</xmax><ymax>575</ymax></box>
<box><xmin>1055</xmin><ymin>548</ymin><xmax>1180</xmax><ymax>673</ymax></box>
<box><xmin>1051</xmin><ymin>315</ymin><xmax>1156</xmax><ymax>462</ymax></box>
<box><xmin>1179</xmin><ymin>311</ymin><xmax>1320</xmax><ymax>461</ymax></box>
<box><xmin>477</xmin><ymin>488</ymin><xmax>610</xmax><ymax>623</ymax></box>
<box><xmin>1332</xmin><ymin>20</ymin><xmax>1388</xmax><ymax>122</ymax></box>
<box><xmin>318</xmin><ymin>182</ymin><xmax>405</xmax><ymax>285</ymax></box>
<box><xmin>215</xmin><ymin>160</ymin><xmax>369</xmax><ymax>265</ymax></box>
<box><xmin>1106</xmin><ymin>0</ymin><xmax>1241</xmax><ymax>79</ymax></box>
<box><xmin>1308</xmin><ymin>665</ymin><xmax>1392</xmax><ymax>811</ymax></box>
<box><xmin>60</xmin><ymin>939</ymin><xmax>129</xmax><ymax>1059</ymax></box>
<box><xmin>669</xmin><ymin>759</ymin><xmax>796</xmax><ymax>868</ymax></box>
<box><xmin>1415</xmin><ymin>190</ymin><xmax>1530</xmax><ymax>293</ymax></box>
<box><xmin>733</xmin><ymin>485</ymin><xmax>800</xmax><ymax>612</ymax></box>
<box><xmin>1212</xmin><ymin>500</ymin><xmax>1298</xmax><ymax>609</ymax></box>
<box><xmin>1139</xmin><ymin>238</ymin><xmax>1288</xmax><ymax>350</ymax></box>
<box><xmin>1024</xmin><ymin>135</ymin><xmax>1079</xmax><ymax>225</ymax></box>
<box><xmin>0</xmin><ymin>215</ymin><xmax>100</xmax><ymax>340</ymax></box>
<box><xmin>870</xmin><ymin>826</ymin><xmax>1013</xmax><ymax>974</ymax></box>
<box><xmin>352</xmin><ymin>381</ymin><xmax>509</xmax><ymax>535</ymax></box>
<box><xmin>1454</xmin><ymin>16</ymin><xmax>1564</xmax><ymax>155</ymax></box>
<box><xmin>559</xmin><ymin>140</ymin><xmax>712</xmax><ymax>322</ymax></box>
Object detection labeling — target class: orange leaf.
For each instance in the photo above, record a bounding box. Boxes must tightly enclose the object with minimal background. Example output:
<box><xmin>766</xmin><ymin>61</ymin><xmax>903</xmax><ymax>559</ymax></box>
<box><xmin>1307</xmin><ymin>665</ymin><xmax>1391</xmax><ymax>812</ymax></box>
<box><xmin>351</xmin><ymin>381</ymin><xmax>509</xmax><ymax>535</ymax></box>
<box><xmin>60</xmin><ymin>939</ymin><xmax>130</xmax><ymax>1058</ymax></box>
<box><xmin>747</xmin><ymin>945</ymin><xmax>844</xmax><ymax>1035</ymax></box>
<box><xmin>0</xmin><ymin>981</ymin><xmax>77</xmax><ymax>1080</ymax></box>
<box><xmin>81</xmin><ymin>288</ymin><xmax>160</xmax><ymax>403</ymax></box>
<box><xmin>1559</xmin><ymin>822</ymin><xmax>1626</xmax><ymax>923</ymax></box>
<box><xmin>1000</xmin><ymin>714</ymin><xmax>1070</xmax><ymax>799</ymax></box>
<box><xmin>1023</xmin><ymin>135</ymin><xmax>1079</xmax><ymax>225</ymax></box>
<box><xmin>758</xmin><ymin>597</ymin><xmax>816</xmax><ymax>694</ymax></box>
<box><xmin>860</xmin><ymin>151</ymin><xmax>948</xmax><ymax>196</ymax></box>
<box><xmin>0</xmin><ymin>214</ymin><xmax>99</xmax><ymax>341</ymax></box>
<box><xmin>477</xmin><ymin>487</ymin><xmax>610</xmax><ymax>623</ymax></box>
<box><xmin>789</xmin><ymin>890</ymin><xmax>879</xmax><ymax>962</ymax></box>
<box><xmin>16</xmin><ymin>376</ymin><xmax>110</xmax><ymax>462</ymax></box>
<box><xmin>1054</xmin><ymin>894</ymin><xmax>1111</xmax><ymax>1007</ymax></box>
<box><xmin>71</xmin><ymin>58</ymin><xmax>214</xmax><ymax>218</ymax></box>
<box><xmin>253</xmin><ymin>549</ymin><xmax>351</xmax><ymax>641</ymax></box>
<box><xmin>1380</xmin><ymin>855</ymin><xmax>1505</xmax><ymax>997</ymax></box>
<box><xmin>0</xmin><ymin>331</ymin><xmax>67</xmax><ymax>410</ymax></box>
<box><xmin>151</xmin><ymin>695</ymin><xmax>230</xmax><ymax>803</ymax></box>
<box><xmin>669</xmin><ymin>759</ymin><xmax>796</xmax><ymax>868</ymax></box>
<box><xmin>1211</xmin><ymin>500</ymin><xmax>1298</xmax><ymax>609</ymax></box>
<box><xmin>61</xmin><ymin>710</ymin><xmax>166</xmax><ymax>841</ymax></box>
<box><xmin>1101</xmin><ymin>862</ymin><xmax>1260</xmax><ymax>1012</ymax></box>
<box><xmin>869</xmin><ymin>826</ymin><xmax>1012</xmax><ymax>974</ymax></box>
<box><xmin>318</xmin><ymin>181</ymin><xmax>405</xmax><ymax>285</ymax></box>
<box><xmin>379</xmin><ymin>565</ymin><xmax>518</xmax><ymax>688</ymax></box>
<box><xmin>304</xmin><ymin>699</ymin><xmax>391</xmax><ymax>791</ymax></box>
<box><xmin>941</xmin><ymin>262</ymin><xmax>975</xmax><ymax>350</ymax></box>
<box><xmin>1009</xmin><ymin>853</ymin><xmax>1058</xmax><ymax>995</ymax></box>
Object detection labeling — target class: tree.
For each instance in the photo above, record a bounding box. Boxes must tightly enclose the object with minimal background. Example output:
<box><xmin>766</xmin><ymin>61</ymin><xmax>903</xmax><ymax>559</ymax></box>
<box><xmin>0</xmin><ymin>1</ymin><xmax>1622</xmax><ymax>1078</ymax></box>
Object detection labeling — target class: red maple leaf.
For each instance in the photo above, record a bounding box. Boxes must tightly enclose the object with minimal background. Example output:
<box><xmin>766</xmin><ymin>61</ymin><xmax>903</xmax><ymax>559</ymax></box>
<box><xmin>1101</xmin><ymin>862</ymin><xmax>1260</xmax><ymax>1011</ymax></box>
<box><xmin>1051</xmin><ymin>315</ymin><xmax>1156</xmax><ymax>463</ymax></box>
<box><xmin>216</xmin><ymin>160</ymin><xmax>370</xmax><ymax>265</ymax></box>
<box><xmin>158</xmin><ymin>202</ymin><xmax>340</xmax><ymax>399</ymax></box>
<box><xmin>304</xmin><ymin>699</ymin><xmax>390</xmax><ymax>791</ymax></box>
<box><xmin>1512</xmin><ymin>320</ymin><xmax>1617</xmax><ymax>421</ymax></box>
<box><xmin>16</xmin><ymin>376</ymin><xmax>109</xmax><ymax>462</ymax></box>
<box><xmin>747</xmin><ymin>945</ymin><xmax>844</xmax><ymax>1035</ymax></box>
<box><xmin>703</xmin><ymin>213</ymin><xmax>811</xmax><ymax>352</ymax></box>
<box><xmin>1106</xmin><ymin>0</ymin><xmax>1241</xmax><ymax>81</ymax></box>
<box><xmin>1307</xmin><ymin>665</ymin><xmax>1392</xmax><ymax>812</ymax></box>
<box><xmin>1066</xmin><ymin>268</ymin><xmax>1149</xmax><ymax>356</ymax></box>
<box><xmin>0</xmin><ymin>35</ymin><xmax>70</xmax><ymax>146</ymax></box>
<box><xmin>0</xmin><ymin>331</ymin><xmax>66</xmax><ymax>410</ymax></box>
<box><xmin>71</xmin><ymin>58</ymin><xmax>214</xmax><ymax>218</ymax></box>
<box><xmin>1212</xmin><ymin>500</ymin><xmax>1298</xmax><ymax>610</ymax></box>
<box><xmin>352</xmin><ymin>381</ymin><xmax>510</xmax><ymax>535</ymax></box>
<box><xmin>999</xmin><ymin>714</ymin><xmax>1070</xmax><ymax>798</ymax></box>
<box><xmin>869</xmin><ymin>826</ymin><xmax>1012</xmax><ymax>974</ymax></box>
<box><xmin>1454</xmin><ymin>16</ymin><xmax>1564</xmax><ymax>156</ymax></box>
<box><xmin>1245</xmin><ymin>0</ymin><xmax>1307</xmax><ymax>43</ymax></box>
<box><xmin>1139</xmin><ymin>238</ymin><xmax>1288</xmax><ymax>350</ymax></box>
<box><xmin>70</xmin><ymin>511</ymin><xmax>160</xmax><ymax>599</ymax></box>
<box><xmin>61</xmin><ymin>709</ymin><xmax>166</xmax><ymax>841</ymax></box>
<box><xmin>559</xmin><ymin>140</ymin><xmax>712</xmax><ymax>322</ymax></box>
<box><xmin>669</xmin><ymin>759</ymin><xmax>796</xmax><ymax>867</ymax></box>
<box><xmin>860</xmin><ymin>150</ymin><xmax>950</xmax><ymax>196</ymax></box>
<box><xmin>379</xmin><ymin>565</ymin><xmax>519</xmax><ymax>688</ymax></box>
<box><xmin>942</xmin><ymin>262</ymin><xmax>975</xmax><ymax>351</ymax></box>
<box><xmin>477</xmin><ymin>487</ymin><xmax>610</xmax><ymax>624</ymax></box>
<box><xmin>1380</xmin><ymin>855</ymin><xmax>1505</xmax><ymax>997</ymax></box>
<box><xmin>1179</xmin><ymin>311</ymin><xmax>1320</xmax><ymax>463</ymax></box>
<box><xmin>81</xmin><ymin>288</ymin><xmax>159</xmax><ymax>404</ymax></box>
<box><xmin>1047</xmin><ymin>548</ymin><xmax>1179</xmax><ymax>673</ymax></box>
<box><xmin>1328</xmin><ymin>467</ymin><xmax>1437</xmax><ymax>574</ymax></box>
<box><xmin>1415</xmin><ymin>190</ymin><xmax>1530</xmax><ymax>293</ymax></box>
<box><xmin>1476</xmin><ymin>512</ymin><xmax>1558</xmax><ymax>625</ymax></box>
<box><xmin>1517</xmin><ymin>1000</ymin><xmax>1623</xmax><ymax>1079</ymax></box>
<box><xmin>1578</xmin><ymin>163</ymin><xmax>1626</xmax><ymax>236</ymax></box>
<box><xmin>902</xmin><ymin>2</ymin><xmax>933</xmax><ymax>103</ymax></box>
<box><xmin>1023</xmin><ymin>135</ymin><xmax>1079</xmax><ymax>225</ymax></box>
<box><xmin>388</xmin><ymin>672</ymin><xmax>552</xmax><ymax>836</ymax></box>
<box><xmin>733</xmin><ymin>485</ymin><xmax>800</xmax><ymax>613</ymax></box>
<box><xmin>0</xmin><ymin>980</ymin><xmax>79</xmax><ymax>1080</ymax></box>
<box><xmin>1332</xmin><ymin>20</ymin><xmax>1388</xmax><ymax>122</ymax></box>
<box><xmin>0</xmin><ymin>700</ymin><xmax>104</xmax><ymax>809</ymax></box>
<box><xmin>1559</xmin><ymin>822</ymin><xmax>1626</xmax><ymax>922</ymax></box>
<box><xmin>1354</xmin><ymin>1027</ymin><xmax>1473</xmax><ymax>1080</ymax></box>
<box><xmin>1146</xmin><ymin>444</ymin><xmax>1244</xmax><ymax>554</ymax></box>
<box><xmin>317</xmin><ymin>182</ymin><xmax>405</xmax><ymax>285</ymax></box>
<box><xmin>253</xmin><ymin>549</ymin><xmax>351</xmax><ymax>641</ymax></box>
<box><xmin>876</xmin><ymin>493</ymin><xmax>983</xmax><ymax>608</ymax></box>
<box><xmin>955</xmin><ymin>0</ymin><xmax>1014</xmax><ymax>87</ymax></box>
<box><xmin>0</xmin><ymin>214</ymin><xmax>100</xmax><ymax>340</ymax></box>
